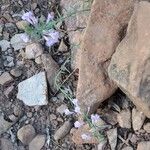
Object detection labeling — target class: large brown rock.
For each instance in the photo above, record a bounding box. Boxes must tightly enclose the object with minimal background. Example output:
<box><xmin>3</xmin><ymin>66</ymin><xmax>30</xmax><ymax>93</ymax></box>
<box><xmin>60</xmin><ymin>0</ymin><xmax>92</xmax><ymax>69</ymax></box>
<box><xmin>108</xmin><ymin>1</ymin><xmax>150</xmax><ymax>118</ymax></box>
<box><xmin>60</xmin><ymin>0</ymin><xmax>91</xmax><ymax>31</ymax></box>
<box><xmin>77</xmin><ymin>0</ymin><xmax>135</xmax><ymax>113</ymax></box>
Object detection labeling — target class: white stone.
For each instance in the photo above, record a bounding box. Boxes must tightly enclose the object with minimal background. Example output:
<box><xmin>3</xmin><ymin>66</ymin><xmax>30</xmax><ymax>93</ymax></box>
<box><xmin>10</xmin><ymin>33</ymin><xmax>28</xmax><ymax>51</ymax></box>
<box><xmin>17</xmin><ymin>72</ymin><xmax>48</xmax><ymax>106</ymax></box>
<box><xmin>0</xmin><ymin>40</ymin><xmax>10</xmax><ymax>51</ymax></box>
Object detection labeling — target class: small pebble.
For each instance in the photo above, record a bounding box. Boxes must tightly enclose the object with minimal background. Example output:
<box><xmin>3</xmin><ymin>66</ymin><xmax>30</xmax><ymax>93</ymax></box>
<box><xmin>29</xmin><ymin>134</ymin><xmax>46</xmax><ymax>150</ymax></box>
<box><xmin>35</xmin><ymin>56</ymin><xmax>42</xmax><ymax>64</ymax></box>
<box><xmin>10</xmin><ymin>68</ymin><xmax>22</xmax><ymax>77</ymax></box>
<box><xmin>8</xmin><ymin>114</ymin><xmax>17</xmax><ymax>122</ymax></box>
<box><xmin>56</xmin><ymin>104</ymin><xmax>68</xmax><ymax>115</ymax></box>
<box><xmin>0</xmin><ymin>72</ymin><xmax>13</xmax><ymax>85</ymax></box>
<box><xmin>57</xmin><ymin>117</ymin><xmax>64</xmax><ymax>122</ymax></box>
<box><xmin>27</xmin><ymin>112</ymin><xmax>33</xmax><ymax>118</ymax></box>
<box><xmin>14</xmin><ymin>105</ymin><xmax>22</xmax><ymax>117</ymax></box>
<box><xmin>50</xmin><ymin>114</ymin><xmax>57</xmax><ymax>121</ymax></box>
<box><xmin>16</xmin><ymin>20</ymin><xmax>29</xmax><ymax>30</ymax></box>
<box><xmin>17</xmin><ymin>124</ymin><xmax>36</xmax><ymax>145</ymax></box>
<box><xmin>54</xmin><ymin>121</ymin><xmax>72</xmax><ymax>141</ymax></box>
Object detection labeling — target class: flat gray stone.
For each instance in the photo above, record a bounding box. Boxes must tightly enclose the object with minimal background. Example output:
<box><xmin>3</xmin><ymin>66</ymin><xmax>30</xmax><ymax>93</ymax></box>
<box><xmin>17</xmin><ymin>72</ymin><xmax>48</xmax><ymax>106</ymax></box>
<box><xmin>10</xmin><ymin>33</ymin><xmax>27</xmax><ymax>51</ymax></box>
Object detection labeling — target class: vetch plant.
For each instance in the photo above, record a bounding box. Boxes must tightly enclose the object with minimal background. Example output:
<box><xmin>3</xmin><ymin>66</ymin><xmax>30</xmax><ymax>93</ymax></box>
<box><xmin>21</xmin><ymin>11</ymin><xmax>60</xmax><ymax>47</ymax></box>
<box><xmin>21</xmin><ymin>4</ymin><xmax>91</xmax><ymax>46</ymax></box>
<box><xmin>63</xmin><ymin>99</ymin><xmax>105</xmax><ymax>142</ymax></box>
<box><xmin>54</xmin><ymin>59</ymin><xmax>105</xmax><ymax>142</ymax></box>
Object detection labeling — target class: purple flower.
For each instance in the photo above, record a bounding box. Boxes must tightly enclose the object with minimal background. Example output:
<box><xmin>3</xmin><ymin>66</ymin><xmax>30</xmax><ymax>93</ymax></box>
<box><xmin>81</xmin><ymin>133</ymin><xmax>91</xmax><ymax>140</ymax></box>
<box><xmin>74</xmin><ymin>106</ymin><xmax>82</xmax><ymax>114</ymax></box>
<box><xmin>43</xmin><ymin>30</ymin><xmax>59</xmax><ymax>47</ymax></box>
<box><xmin>20</xmin><ymin>33</ymin><xmax>30</xmax><ymax>43</ymax></box>
<box><xmin>72</xmin><ymin>99</ymin><xmax>82</xmax><ymax>114</ymax></box>
<box><xmin>46</xmin><ymin>12</ymin><xmax>54</xmax><ymax>24</ymax></box>
<box><xmin>22</xmin><ymin>11</ymin><xmax>38</xmax><ymax>25</ymax></box>
<box><xmin>91</xmin><ymin>114</ymin><xmax>100</xmax><ymax>124</ymax></box>
<box><xmin>72</xmin><ymin>99</ymin><xmax>78</xmax><ymax>106</ymax></box>
<box><xmin>74</xmin><ymin>121</ymin><xmax>84</xmax><ymax>128</ymax></box>
<box><xmin>64</xmin><ymin>109</ymin><xmax>74</xmax><ymax>115</ymax></box>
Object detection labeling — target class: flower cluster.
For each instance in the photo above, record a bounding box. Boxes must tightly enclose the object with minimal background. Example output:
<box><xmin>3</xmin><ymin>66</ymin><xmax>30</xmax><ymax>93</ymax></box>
<box><xmin>63</xmin><ymin>99</ymin><xmax>101</xmax><ymax>141</ymax></box>
<box><xmin>21</xmin><ymin>11</ymin><xmax>59</xmax><ymax>47</ymax></box>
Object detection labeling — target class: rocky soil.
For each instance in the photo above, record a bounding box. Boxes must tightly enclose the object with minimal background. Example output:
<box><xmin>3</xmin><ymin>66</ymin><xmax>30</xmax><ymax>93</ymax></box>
<box><xmin>0</xmin><ymin>0</ymin><xmax>150</xmax><ymax>150</ymax></box>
